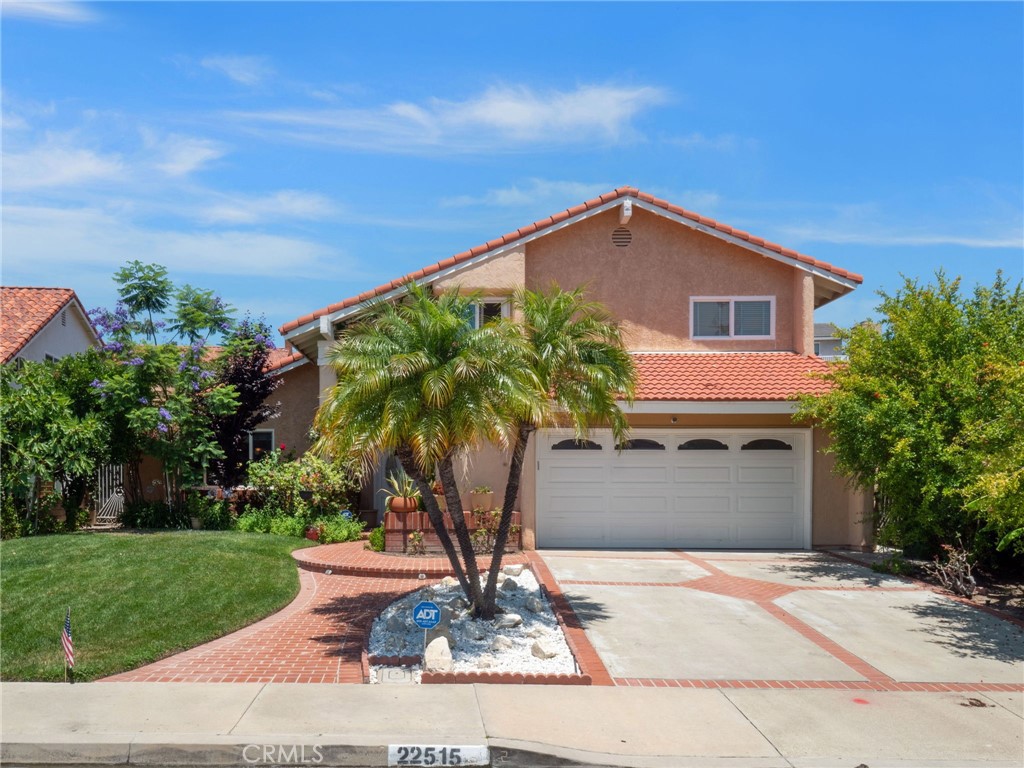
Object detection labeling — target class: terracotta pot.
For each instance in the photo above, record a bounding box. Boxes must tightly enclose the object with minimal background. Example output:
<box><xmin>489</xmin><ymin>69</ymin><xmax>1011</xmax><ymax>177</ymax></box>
<box><xmin>389</xmin><ymin>496</ymin><xmax>418</xmax><ymax>514</ymax></box>
<box><xmin>470</xmin><ymin>492</ymin><xmax>494</xmax><ymax>512</ymax></box>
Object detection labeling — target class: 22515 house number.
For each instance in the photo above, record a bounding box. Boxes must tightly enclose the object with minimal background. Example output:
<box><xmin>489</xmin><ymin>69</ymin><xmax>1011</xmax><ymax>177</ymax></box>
<box><xmin>388</xmin><ymin>745</ymin><xmax>488</xmax><ymax>766</ymax></box>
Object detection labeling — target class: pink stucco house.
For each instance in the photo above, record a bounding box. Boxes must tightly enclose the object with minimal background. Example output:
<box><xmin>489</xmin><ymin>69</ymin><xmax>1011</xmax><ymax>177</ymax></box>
<box><xmin>271</xmin><ymin>187</ymin><xmax>872</xmax><ymax>551</ymax></box>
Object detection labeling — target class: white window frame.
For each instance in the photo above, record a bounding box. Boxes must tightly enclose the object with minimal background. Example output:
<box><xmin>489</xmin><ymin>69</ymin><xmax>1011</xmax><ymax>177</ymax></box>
<box><xmin>468</xmin><ymin>297</ymin><xmax>511</xmax><ymax>329</ymax></box>
<box><xmin>690</xmin><ymin>296</ymin><xmax>775</xmax><ymax>340</ymax></box>
<box><xmin>248</xmin><ymin>429</ymin><xmax>275</xmax><ymax>462</ymax></box>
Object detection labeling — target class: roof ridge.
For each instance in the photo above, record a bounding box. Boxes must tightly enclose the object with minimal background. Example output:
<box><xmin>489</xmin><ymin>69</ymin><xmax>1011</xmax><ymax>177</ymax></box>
<box><xmin>280</xmin><ymin>186</ymin><xmax>863</xmax><ymax>336</ymax></box>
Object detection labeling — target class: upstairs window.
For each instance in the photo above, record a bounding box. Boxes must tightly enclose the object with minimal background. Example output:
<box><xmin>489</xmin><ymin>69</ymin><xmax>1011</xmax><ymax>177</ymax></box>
<box><xmin>465</xmin><ymin>298</ymin><xmax>510</xmax><ymax>329</ymax></box>
<box><xmin>691</xmin><ymin>297</ymin><xmax>774</xmax><ymax>339</ymax></box>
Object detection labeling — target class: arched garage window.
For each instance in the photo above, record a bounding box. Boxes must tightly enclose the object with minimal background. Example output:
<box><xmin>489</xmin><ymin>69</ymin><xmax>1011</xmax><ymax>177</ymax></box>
<box><xmin>678</xmin><ymin>439</ymin><xmax>728</xmax><ymax>451</ymax></box>
<box><xmin>741</xmin><ymin>438</ymin><xmax>793</xmax><ymax>451</ymax></box>
<box><xmin>616</xmin><ymin>438</ymin><xmax>666</xmax><ymax>450</ymax></box>
<box><xmin>551</xmin><ymin>439</ymin><xmax>602</xmax><ymax>450</ymax></box>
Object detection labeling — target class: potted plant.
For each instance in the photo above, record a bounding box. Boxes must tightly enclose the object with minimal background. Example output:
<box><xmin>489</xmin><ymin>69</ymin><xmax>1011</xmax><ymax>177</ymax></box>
<box><xmin>470</xmin><ymin>484</ymin><xmax>494</xmax><ymax>513</ymax></box>
<box><xmin>380</xmin><ymin>471</ymin><xmax>420</xmax><ymax>513</ymax></box>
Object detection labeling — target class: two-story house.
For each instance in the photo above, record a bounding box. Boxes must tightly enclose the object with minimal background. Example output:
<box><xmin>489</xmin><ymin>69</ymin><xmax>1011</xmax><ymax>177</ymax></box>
<box><xmin>277</xmin><ymin>187</ymin><xmax>872</xmax><ymax>551</ymax></box>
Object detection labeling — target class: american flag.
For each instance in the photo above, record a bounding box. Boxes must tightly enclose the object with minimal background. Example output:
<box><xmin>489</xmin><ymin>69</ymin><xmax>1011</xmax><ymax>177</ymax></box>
<box><xmin>61</xmin><ymin>608</ymin><xmax>74</xmax><ymax>668</ymax></box>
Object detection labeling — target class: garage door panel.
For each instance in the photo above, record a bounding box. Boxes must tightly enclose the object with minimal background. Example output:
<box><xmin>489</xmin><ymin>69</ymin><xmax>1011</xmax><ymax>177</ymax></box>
<box><xmin>737</xmin><ymin>495</ymin><xmax>798</xmax><ymax>514</ymax></box>
<box><xmin>672</xmin><ymin>521</ymin><xmax>732</xmax><ymax>546</ymax></box>
<box><xmin>675</xmin><ymin>495</ymin><xmax>731</xmax><ymax>514</ymax></box>
<box><xmin>610</xmin><ymin>494</ymin><xmax>670</xmax><ymax>513</ymax></box>
<box><xmin>737</xmin><ymin>465</ymin><xmax>796</xmax><ymax>484</ymax></box>
<box><xmin>545</xmin><ymin>494</ymin><xmax>607</xmax><ymax>513</ymax></box>
<box><xmin>675</xmin><ymin>466</ymin><xmax>731</xmax><ymax>483</ymax></box>
<box><xmin>611</xmin><ymin>465</ymin><xmax>669</xmax><ymax>483</ymax></box>
<box><xmin>548</xmin><ymin>464</ymin><xmax>607</xmax><ymax>483</ymax></box>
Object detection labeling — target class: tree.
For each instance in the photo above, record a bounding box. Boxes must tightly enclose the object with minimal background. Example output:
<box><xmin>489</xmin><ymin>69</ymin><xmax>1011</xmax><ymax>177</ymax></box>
<box><xmin>796</xmin><ymin>272</ymin><xmax>1024</xmax><ymax>565</ymax></box>
<box><xmin>208</xmin><ymin>317</ymin><xmax>282</xmax><ymax>487</ymax></box>
<box><xmin>481</xmin><ymin>286</ymin><xmax>636</xmax><ymax>611</ymax></box>
<box><xmin>313</xmin><ymin>283</ymin><xmax>540</xmax><ymax>613</ymax></box>
<box><xmin>0</xmin><ymin>352</ymin><xmax>111</xmax><ymax>532</ymax></box>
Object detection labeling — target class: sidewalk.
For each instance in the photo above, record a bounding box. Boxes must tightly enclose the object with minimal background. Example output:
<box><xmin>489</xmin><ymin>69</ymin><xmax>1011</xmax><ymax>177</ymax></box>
<box><xmin>3</xmin><ymin>682</ymin><xmax>1021</xmax><ymax>768</ymax></box>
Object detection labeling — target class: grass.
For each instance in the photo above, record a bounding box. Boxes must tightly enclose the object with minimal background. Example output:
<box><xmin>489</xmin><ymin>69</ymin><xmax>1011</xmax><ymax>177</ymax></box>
<box><xmin>0</xmin><ymin>531</ymin><xmax>314</xmax><ymax>681</ymax></box>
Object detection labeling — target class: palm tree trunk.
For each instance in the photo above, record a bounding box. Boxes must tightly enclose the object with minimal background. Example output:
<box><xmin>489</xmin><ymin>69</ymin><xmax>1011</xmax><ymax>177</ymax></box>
<box><xmin>395</xmin><ymin>446</ymin><xmax>472</xmax><ymax>597</ymax></box>
<box><xmin>480</xmin><ymin>422</ymin><xmax>533</xmax><ymax>618</ymax></box>
<box><xmin>437</xmin><ymin>454</ymin><xmax>486</xmax><ymax>613</ymax></box>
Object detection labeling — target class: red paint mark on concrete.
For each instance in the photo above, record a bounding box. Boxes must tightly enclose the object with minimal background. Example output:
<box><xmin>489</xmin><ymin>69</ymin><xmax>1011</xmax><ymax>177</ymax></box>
<box><xmin>852</xmin><ymin>697</ymin><xmax>870</xmax><ymax>704</ymax></box>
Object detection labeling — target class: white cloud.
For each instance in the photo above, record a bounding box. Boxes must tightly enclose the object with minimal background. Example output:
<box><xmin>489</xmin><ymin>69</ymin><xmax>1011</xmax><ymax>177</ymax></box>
<box><xmin>201</xmin><ymin>55</ymin><xmax>274</xmax><ymax>86</ymax></box>
<box><xmin>146</xmin><ymin>133</ymin><xmax>227</xmax><ymax>177</ymax></box>
<box><xmin>441</xmin><ymin>179</ymin><xmax>613</xmax><ymax>208</ymax></box>
<box><xmin>228</xmin><ymin>83</ymin><xmax>668</xmax><ymax>153</ymax></box>
<box><xmin>666</xmin><ymin>132</ymin><xmax>750</xmax><ymax>152</ymax></box>
<box><xmin>199</xmin><ymin>190</ymin><xmax>337</xmax><ymax>225</ymax></box>
<box><xmin>2</xmin><ymin>204</ymin><xmax>343</xmax><ymax>278</ymax></box>
<box><xmin>782</xmin><ymin>225</ymin><xmax>1023</xmax><ymax>249</ymax></box>
<box><xmin>1</xmin><ymin>1</ymin><xmax>97</xmax><ymax>24</ymax></box>
<box><xmin>3</xmin><ymin>142</ymin><xmax>124</xmax><ymax>190</ymax></box>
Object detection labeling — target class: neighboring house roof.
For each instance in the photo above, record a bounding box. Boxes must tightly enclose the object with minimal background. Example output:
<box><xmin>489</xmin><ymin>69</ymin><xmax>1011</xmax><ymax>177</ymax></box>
<box><xmin>265</xmin><ymin>349</ymin><xmax>306</xmax><ymax>373</ymax></box>
<box><xmin>633</xmin><ymin>352</ymin><xmax>832</xmax><ymax>401</ymax></box>
<box><xmin>280</xmin><ymin>186</ymin><xmax>863</xmax><ymax>338</ymax></box>
<box><xmin>0</xmin><ymin>287</ymin><xmax>96</xmax><ymax>363</ymax></box>
<box><xmin>813</xmin><ymin>322</ymin><xmax>840</xmax><ymax>339</ymax></box>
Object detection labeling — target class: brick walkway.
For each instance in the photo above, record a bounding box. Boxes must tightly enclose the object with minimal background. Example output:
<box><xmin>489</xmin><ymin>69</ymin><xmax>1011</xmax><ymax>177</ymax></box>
<box><xmin>103</xmin><ymin>543</ymin><xmax>528</xmax><ymax>684</ymax></box>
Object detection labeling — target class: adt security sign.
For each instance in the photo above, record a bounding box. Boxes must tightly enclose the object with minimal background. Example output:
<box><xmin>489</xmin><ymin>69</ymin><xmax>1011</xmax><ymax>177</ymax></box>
<box><xmin>413</xmin><ymin>601</ymin><xmax>441</xmax><ymax>630</ymax></box>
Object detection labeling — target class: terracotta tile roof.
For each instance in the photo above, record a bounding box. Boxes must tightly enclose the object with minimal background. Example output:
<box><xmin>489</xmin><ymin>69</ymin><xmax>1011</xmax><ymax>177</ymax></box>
<box><xmin>202</xmin><ymin>345</ymin><xmax>306</xmax><ymax>373</ymax></box>
<box><xmin>0</xmin><ymin>287</ymin><xmax>82</xmax><ymax>363</ymax></box>
<box><xmin>265</xmin><ymin>348</ymin><xmax>306</xmax><ymax>372</ymax></box>
<box><xmin>280</xmin><ymin>186</ymin><xmax>863</xmax><ymax>335</ymax></box>
<box><xmin>633</xmin><ymin>352</ymin><xmax>833</xmax><ymax>401</ymax></box>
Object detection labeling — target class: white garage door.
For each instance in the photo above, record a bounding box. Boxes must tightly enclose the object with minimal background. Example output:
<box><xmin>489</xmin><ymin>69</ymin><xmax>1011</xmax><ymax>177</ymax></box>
<box><xmin>536</xmin><ymin>429</ymin><xmax>810</xmax><ymax>549</ymax></box>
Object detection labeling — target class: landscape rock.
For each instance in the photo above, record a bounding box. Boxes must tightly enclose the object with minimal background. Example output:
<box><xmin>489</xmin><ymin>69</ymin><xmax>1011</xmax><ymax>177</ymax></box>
<box><xmin>496</xmin><ymin>572</ymin><xmax>507</xmax><ymax>584</ymax></box>
<box><xmin>531</xmin><ymin>640</ymin><xmax>558</xmax><ymax>660</ymax></box>
<box><xmin>448</xmin><ymin>596</ymin><xmax>468</xmax><ymax>611</ymax></box>
<box><xmin>439</xmin><ymin>576</ymin><xmax>459</xmax><ymax>588</ymax></box>
<box><xmin>489</xmin><ymin>635</ymin><xmax>513</xmax><ymax>651</ymax></box>
<box><xmin>493</xmin><ymin>613</ymin><xmax>522</xmax><ymax>629</ymax></box>
<box><xmin>525</xmin><ymin>596</ymin><xmax>545</xmax><ymax>613</ymax></box>
<box><xmin>503</xmin><ymin>564</ymin><xmax>525</xmax><ymax>577</ymax></box>
<box><xmin>500</xmin><ymin>577</ymin><xmax>519</xmax><ymax>593</ymax></box>
<box><xmin>426</xmin><ymin>625</ymin><xmax>454</xmax><ymax>650</ymax></box>
<box><xmin>424</xmin><ymin>637</ymin><xmax>453</xmax><ymax>672</ymax></box>
<box><xmin>526</xmin><ymin>626</ymin><xmax>545</xmax><ymax>638</ymax></box>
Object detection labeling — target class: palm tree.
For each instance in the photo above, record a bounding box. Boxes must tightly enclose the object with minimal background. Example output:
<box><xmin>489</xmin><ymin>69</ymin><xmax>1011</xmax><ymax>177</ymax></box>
<box><xmin>313</xmin><ymin>282</ymin><xmax>541</xmax><ymax>612</ymax></box>
<box><xmin>479</xmin><ymin>286</ymin><xmax>637</xmax><ymax>616</ymax></box>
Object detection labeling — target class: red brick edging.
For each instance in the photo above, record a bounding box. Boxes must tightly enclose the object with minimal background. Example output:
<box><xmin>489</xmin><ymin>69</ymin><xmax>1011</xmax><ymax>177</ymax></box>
<box><xmin>422</xmin><ymin>671</ymin><xmax>591</xmax><ymax>685</ymax></box>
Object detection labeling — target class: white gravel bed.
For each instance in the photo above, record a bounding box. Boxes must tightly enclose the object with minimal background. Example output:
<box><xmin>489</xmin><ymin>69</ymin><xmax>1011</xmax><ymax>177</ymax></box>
<box><xmin>368</xmin><ymin>566</ymin><xmax>577</xmax><ymax>681</ymax></box>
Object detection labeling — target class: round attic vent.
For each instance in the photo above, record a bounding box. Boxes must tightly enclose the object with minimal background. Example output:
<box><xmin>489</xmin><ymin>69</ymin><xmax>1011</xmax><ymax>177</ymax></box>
<box><xmin>612</xmin><ymin>227</ymin><xmax>632</xmax><ymax>247</ymax></box>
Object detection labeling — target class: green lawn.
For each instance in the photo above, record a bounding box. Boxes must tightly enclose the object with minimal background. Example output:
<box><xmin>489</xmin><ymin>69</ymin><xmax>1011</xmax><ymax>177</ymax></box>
<box><xmin>0</xmin><ymin>531</ymin><xmax>314</xmax><ymax>681</ymax></box>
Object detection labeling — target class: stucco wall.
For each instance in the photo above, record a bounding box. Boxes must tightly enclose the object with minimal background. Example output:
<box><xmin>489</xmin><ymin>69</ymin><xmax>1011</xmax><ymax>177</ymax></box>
<box><xmin>255</xmin><ymin>362</ymin><xmax>319</xmax><ymax>457</ymax></box>
<box><xmin>434</xmin><ymin>248</ymin><xmax>526</xmax><ymax>295</ymax></box>
<box><xmin>17</xmin><ymin>305</ymin><xmax>97</xmax><ymax>362</ymax></box>
<box><xmin>810</xmin><ymin>426</ymin><xmax>873</xmax><ymax>549</ymax></box>
<box><xmin>524</xmin><ymin>208</ymin><xmax>797</xmax><ymax>352</ymax></box>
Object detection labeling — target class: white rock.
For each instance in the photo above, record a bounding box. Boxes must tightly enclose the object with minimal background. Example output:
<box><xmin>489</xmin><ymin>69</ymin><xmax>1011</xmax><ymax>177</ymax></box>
<box><xmin>490</xmin><ymin>635</ymin><xmax>513</xmax><ymax>651</ymax></box>
<box><xmin>424</xmin><ymin>637</ymin><xmax>453</xmax><ymax>672</ymax></box>
<box><xmin>440</xmin><ymin>576</ymin><xmax>459</xmax><ymax>588</ymax></box>
<box><xmin>525</xmin><ymin>596</ymin><xmax>545</xmax><ymax>613</ymax></box>
<box><xmin>531</xmin><ymin>640</ymin><xmax>558</xmax><ymax>660</ymax></box>
<box><xmin>493</xmin><ymin>613</ymin><xmax>522</xmax><ymax>629</ymax></box>
<box><xmin>496</xmin><ymin>572</ymin><xmax>507</xmax><ymax>584</ymax></box>
<box><xmin>426</xmin><ymin>625</ymin><xmax>454</xmax><ymax>650</ymax></box>
<box><xmin>503</xmin><ymin>564</ymin><xmax>524</xmax><ymax>577</ymax></box>
<box><xmin>526</xmin><ymin>627</ymin><xmax>545</xmax><ymax>638</ymax></box>
<box><xmin>500</xmin><ymin>577</ymin><xmax>519</xmax><ymax>593</ymax></box>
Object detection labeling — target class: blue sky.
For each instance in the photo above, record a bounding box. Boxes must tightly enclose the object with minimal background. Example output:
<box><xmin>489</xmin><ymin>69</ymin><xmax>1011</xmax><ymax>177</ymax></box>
<box><xmin>3</xmin><ymin>1</ymin><xmax>1022</xmax><ymax>343</ymax></box>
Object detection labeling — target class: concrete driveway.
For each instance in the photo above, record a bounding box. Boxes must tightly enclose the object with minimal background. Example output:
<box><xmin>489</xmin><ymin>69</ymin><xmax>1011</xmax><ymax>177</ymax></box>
<box><xmin>539</xmin><ymin>550</ymin><xmax>1024</xmax><ymax>689</ymax></box>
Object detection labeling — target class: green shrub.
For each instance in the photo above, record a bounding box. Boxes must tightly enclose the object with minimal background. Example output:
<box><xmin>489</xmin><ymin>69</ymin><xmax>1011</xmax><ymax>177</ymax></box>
<box><xmin>236</xmin><ymin>510</ymin><xmax>272</xmax><ymax>533</ymax></box>
<box><xmin>121</xmin><ymin>500</ymin><xmax>188</xmax><ymax>530</ymax></box>
<box><xmin>1</xmin><ymin>497</ymin><xmax>23</xmax><ymax>540</ymax></box>
<box><xmin>269</xmin><ymin>516</ymin><xmax>305</xmax><ymax>538</ymax></box>
<box><xmin>185</xmin><ymin>493</ymin><xmax>233</xmax><ymax>531</ymax></box>
<box><xmin>368</xmin><ymin>523</ymin><xmax>385</xmax><ymax>552</ymax></box>
<box><xmin>314</xmin><ymin>512</ymin><xmax>365</xmax><ymax>544</ymax></box>
<box><xmin>246</xmin><ymin>451</ymin><xmax>361</xmax><ymax>520</ymax></box>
